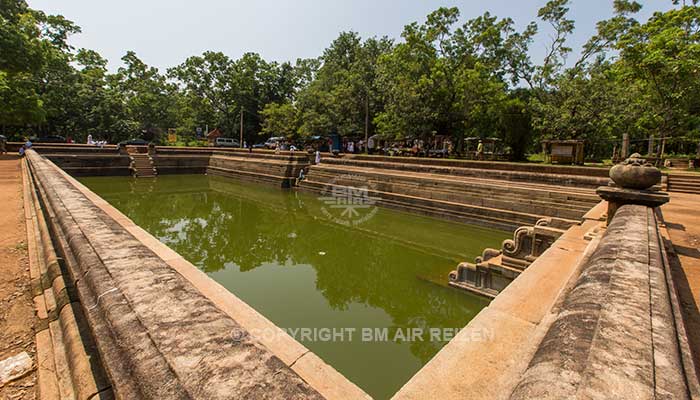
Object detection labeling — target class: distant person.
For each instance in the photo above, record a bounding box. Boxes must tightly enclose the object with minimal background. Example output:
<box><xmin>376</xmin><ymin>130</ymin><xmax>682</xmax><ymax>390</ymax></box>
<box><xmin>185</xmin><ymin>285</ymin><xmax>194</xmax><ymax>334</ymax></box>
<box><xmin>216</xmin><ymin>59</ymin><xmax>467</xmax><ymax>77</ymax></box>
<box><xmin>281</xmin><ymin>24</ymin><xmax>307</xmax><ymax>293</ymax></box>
<box><xmin>315</xmin><ymin>150</ymin><xmax>321</xmax><ymax>164</ymax></box>
<box><xmin>87</xmin><ymin>134</ymin><xmax>94</xmax><ymax>145</ymax></box>
<box><xmin>24</xmin><ymin>138</ymin><xmax>32</xmax><ymax>149</ymax></box>
<box><xmin>18</xmin><ymin>146</ymin><xmax>25</xmax><ymax>157</ymax></box>
<box><xmin>476</xmin><ymin>140</ymin><xmax>484</xmax><ymax>160</ymax></box>
<box><xmin>0</xmin><ymin>135</ymin><xmax>6</xmax><ymax>155</ymax></box>
<box><xmin>295</xmin><ymin>168</ymin><xmax>306</xmax><ymax>185</ymax></box>
<box><xmin>347</xmin><ymin>141</ymin><xmax>354</xmax><ymax>153</ymax></box>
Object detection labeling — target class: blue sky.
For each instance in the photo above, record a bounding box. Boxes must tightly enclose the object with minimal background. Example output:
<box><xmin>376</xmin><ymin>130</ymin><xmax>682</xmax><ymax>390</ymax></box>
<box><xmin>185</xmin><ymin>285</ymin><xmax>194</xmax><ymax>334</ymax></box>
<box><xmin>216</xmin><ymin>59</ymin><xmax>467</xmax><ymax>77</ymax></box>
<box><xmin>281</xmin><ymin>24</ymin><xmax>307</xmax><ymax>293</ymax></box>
<box><xmin>28</xmin><ymin>0</ymin><xmax>673</xmax><ymax>72</ymax></box>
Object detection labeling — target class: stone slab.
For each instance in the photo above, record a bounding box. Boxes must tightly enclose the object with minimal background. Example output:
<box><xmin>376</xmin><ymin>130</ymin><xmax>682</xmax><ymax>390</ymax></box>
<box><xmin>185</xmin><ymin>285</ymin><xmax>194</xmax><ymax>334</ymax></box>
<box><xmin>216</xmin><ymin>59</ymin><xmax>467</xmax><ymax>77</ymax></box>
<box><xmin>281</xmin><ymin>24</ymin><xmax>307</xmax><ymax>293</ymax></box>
<box><xmin>392</xmin><ymin>308</ymin><xmax>544</xmax><ymax>400</ymax></box>
<box><xmin>0</xmin><ymin>352</ymin><xmax>33</xmax><ymax>386</ymax></box>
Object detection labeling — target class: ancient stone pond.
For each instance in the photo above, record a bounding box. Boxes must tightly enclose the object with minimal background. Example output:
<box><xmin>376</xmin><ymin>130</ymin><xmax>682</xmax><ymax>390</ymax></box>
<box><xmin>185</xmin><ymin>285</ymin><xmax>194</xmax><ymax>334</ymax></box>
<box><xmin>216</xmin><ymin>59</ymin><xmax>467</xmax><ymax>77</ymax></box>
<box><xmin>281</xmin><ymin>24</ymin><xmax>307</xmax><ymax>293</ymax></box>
<box><xmin>80</xmin><ymin>174</ymin><xmax>508</xmax><ymax>399</ymax></box>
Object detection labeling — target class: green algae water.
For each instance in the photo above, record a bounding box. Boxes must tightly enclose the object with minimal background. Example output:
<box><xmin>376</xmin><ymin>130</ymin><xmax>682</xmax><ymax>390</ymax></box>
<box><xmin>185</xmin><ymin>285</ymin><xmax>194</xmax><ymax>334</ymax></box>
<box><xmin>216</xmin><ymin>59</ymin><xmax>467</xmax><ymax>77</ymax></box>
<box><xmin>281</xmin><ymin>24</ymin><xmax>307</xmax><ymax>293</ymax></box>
<box><xmin>80</xmin><ymin>174</ymin><xmax>508</xmax><ymax>399</ymax></box>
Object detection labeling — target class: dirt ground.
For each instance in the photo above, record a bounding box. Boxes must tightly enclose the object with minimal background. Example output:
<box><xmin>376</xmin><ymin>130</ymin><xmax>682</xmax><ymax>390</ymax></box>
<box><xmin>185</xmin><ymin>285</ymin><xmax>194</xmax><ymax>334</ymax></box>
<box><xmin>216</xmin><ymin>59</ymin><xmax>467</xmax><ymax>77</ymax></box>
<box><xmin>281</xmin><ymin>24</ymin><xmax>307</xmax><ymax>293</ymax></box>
<box><xmin>0</xmin><ymin>155</ymin><xmax>37</xmax><ymax>399</ymax></box>
<box><xmin>663</xmin><ymin>192</ymin><xmax>700</xmax><ymax>379</ymax></box>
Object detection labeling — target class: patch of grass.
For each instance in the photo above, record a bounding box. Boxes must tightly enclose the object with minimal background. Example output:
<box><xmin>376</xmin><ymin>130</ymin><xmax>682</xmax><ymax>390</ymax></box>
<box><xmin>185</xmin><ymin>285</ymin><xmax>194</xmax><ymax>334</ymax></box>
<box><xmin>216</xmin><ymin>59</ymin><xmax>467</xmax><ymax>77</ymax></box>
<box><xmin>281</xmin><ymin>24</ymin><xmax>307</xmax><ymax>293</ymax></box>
<box><xmin>527</xmin><ymin>152</ymin><xmax>545</xmax><ymax>163</ymax></box>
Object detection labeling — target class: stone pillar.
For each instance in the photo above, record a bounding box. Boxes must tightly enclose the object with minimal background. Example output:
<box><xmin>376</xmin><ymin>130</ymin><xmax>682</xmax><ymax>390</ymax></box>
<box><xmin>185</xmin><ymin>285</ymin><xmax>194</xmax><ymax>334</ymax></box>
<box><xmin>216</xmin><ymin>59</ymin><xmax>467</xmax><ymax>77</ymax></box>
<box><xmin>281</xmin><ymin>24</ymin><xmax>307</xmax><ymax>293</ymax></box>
<box><xmin>621</xmin><ymin>133</ymin><xmax>630</xmax><ymax>159</ymax></box>
<box><xmin>596</xmin><ymin>153</ymin><xmax>669</xmax><ymax>225</ymax></box>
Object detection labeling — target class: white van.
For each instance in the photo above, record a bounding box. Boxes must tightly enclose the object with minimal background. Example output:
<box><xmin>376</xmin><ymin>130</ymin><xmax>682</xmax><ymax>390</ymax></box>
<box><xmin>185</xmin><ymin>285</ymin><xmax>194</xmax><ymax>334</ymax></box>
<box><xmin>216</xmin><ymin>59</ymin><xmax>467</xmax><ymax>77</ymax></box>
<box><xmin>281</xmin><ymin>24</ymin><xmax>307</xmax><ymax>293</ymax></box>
<box><xmin>214</xmin><ymin>137</ymin><xmax>240</xmax><ymax>147</ymax></box>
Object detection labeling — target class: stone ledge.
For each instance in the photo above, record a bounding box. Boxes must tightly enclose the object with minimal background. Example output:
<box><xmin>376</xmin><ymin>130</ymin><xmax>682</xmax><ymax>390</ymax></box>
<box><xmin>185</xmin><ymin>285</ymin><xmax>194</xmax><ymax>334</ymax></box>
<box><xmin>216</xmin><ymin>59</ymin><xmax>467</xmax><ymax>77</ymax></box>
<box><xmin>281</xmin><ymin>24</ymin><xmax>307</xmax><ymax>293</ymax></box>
<box><xmin>22</xmin><ymin>159</ymin><xmax>111</xmax><ymax>400</ymax></box>
<box><xmin>510</xmin><ymin>204</ymin><xmax>698</xmax><ymax>400</ymax></box>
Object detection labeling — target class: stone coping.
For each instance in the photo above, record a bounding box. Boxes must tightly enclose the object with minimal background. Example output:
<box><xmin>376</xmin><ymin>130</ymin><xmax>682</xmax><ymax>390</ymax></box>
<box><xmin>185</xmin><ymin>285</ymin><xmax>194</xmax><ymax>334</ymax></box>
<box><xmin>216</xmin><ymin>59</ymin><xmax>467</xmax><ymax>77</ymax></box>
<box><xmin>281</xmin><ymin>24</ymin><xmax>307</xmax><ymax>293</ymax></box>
<box><xmin>26</xmin><ymin>150</ymin><xmax>369</xmax><ymax>400</ymax></box>
<box><xmin>343</xmin><ymin>154</ymin><xmax>612</xmax><ymax>177</ymax></box>
<box><xmin>511</xmin><ymin>204</ymin><xmax>698</xmax><ymax>399</ymax></box>
<box><xmin>321</xmin><ymin>157</ymin><xmax>609</xmax><ymax>189</ymax></box>
<box><xmin>392</xmin><ymin>203</ymin><xmax>606</xmax><ymax>400</ymax></box>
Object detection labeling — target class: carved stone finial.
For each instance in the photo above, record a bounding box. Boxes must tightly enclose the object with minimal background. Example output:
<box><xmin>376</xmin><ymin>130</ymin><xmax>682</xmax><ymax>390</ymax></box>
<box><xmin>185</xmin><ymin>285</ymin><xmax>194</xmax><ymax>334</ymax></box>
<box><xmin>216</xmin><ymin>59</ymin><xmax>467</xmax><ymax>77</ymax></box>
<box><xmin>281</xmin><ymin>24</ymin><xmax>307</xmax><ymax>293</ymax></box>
<box><xmin>596</xmin><ymin>153</ymin><xmax>668</xmax><ymax>224</ymax></box>
<box><xmin>609</xmin><ymin>153</ymin><xmax>661</xmax><ymax>190</ymax></box>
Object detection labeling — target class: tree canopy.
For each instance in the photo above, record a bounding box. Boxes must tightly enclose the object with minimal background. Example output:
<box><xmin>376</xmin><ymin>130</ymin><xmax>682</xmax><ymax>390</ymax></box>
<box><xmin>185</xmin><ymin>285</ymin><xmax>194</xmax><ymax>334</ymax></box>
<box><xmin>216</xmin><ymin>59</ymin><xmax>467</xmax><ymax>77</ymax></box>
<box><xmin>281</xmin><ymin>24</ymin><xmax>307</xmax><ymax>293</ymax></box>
<box><xmin>1</xmin><ymin>0</ymin><xmax>698</xmax><ymax>160</ymax></box>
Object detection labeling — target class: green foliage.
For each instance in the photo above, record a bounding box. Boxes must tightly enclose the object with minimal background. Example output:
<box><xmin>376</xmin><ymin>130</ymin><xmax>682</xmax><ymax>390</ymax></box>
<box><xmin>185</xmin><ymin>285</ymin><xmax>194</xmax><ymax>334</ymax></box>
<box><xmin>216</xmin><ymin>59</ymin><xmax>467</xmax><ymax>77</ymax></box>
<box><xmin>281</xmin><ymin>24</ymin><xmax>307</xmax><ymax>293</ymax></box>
<box><xmin>168</xmin><ymin>51</ymin><xmax>301</xmax><ymax>144</ymax></box>
<box><xmin>532</xmin><ymin>1</ymin><xmax>700</xmax><ymax>159</ymax></box>
<box><xmin>374</xmin><ymin>7</ymin><xmax>534</xmax><ymax>155</ymax></box>
<box><xmin>1</xmin><ymin>0</ymin><xmax>698</xmax><ymax>161</ymax></box>
<box><xmin>261</xmin><ymin>102</ymin><xmax>299</xmax><ymax>139</ymax></box>
<box><xmin>295</xmin><ymin>32</ymin><xmax>393</xmax><ymax>138</ymax></box>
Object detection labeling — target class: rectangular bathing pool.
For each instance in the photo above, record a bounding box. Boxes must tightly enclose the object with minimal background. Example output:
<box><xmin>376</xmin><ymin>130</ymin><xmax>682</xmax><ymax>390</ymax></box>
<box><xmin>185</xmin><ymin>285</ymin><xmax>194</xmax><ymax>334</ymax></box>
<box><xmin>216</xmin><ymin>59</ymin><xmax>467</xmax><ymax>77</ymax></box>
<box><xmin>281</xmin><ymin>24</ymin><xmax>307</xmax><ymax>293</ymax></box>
<box><xmin>80</xmin><ymin>174</ymin><xmax>509</xmax><ymax>399</ymax></box>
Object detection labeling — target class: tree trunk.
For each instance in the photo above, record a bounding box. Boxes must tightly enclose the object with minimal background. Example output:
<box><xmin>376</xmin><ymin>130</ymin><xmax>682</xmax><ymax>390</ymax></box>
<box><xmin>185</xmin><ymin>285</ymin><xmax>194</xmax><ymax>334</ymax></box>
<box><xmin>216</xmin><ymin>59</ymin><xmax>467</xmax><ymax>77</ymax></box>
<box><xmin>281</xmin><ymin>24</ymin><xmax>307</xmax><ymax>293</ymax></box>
<box><xmin>239</xmin><ymin>108</ymin><xmax>244</xmax><ymax>148</ymax></box>
<box><xmin>364</xmin><ymin>96</ymin><xmax>369</xmax><ymax>154</ymax></box>
<box><xmin>658</xmin><ymin>134</ymin><xmax>667</xmax><ymax>166</ymax></box>
<box><xmin>621</xmin><ymin>133</ymin><xmax>630</xmax><ymax>158</ymax></box>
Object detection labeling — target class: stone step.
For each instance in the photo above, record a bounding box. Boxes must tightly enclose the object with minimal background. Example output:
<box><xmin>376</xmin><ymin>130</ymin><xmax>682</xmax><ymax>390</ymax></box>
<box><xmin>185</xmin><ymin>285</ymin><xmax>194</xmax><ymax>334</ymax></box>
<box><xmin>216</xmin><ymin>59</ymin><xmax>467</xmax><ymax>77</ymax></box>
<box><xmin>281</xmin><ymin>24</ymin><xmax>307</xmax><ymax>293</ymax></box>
<box><xmin>305</xmin><ymin>171</ymin><xmax>592</xmax><ymax>220</ymax></box>
<box><xmin>306</xmin><ymin>169</ymin><xmax>596</xmax><ymax>209</ymax></box>
<box><xmin>311</xmin><ymin>163</ymin><xmax>598</xmax><ymax>200</ymax></box>
<box><xmin>130</xmin><ymin>154</ymin><xmax>158</xmax><ymax>178</ymax></box>
<box><xmin>306</xmin><ymin>168</ymin><xmax>597</xmax><ymax>210</ymax></box>
<box><xmin>668</xmin><ymin>184</ymin><xmax>700</xmax><ymax>194</ymax></box>
<box><xmin>669</xmin><ymin>188</ymin><xmax>700</xmax><ymax>194</ymax></box>
<box><xmin>668</xmin><ymin>177</ymin><xmax>700</xmax><ymax>184</ymax></box>
<box><xmin>300</xmin><ymin>180</ymin><xmax>520</xmax><ymax>231</ymax></box>
<box><xmin>669</xmin><ymin>181</ymin><xmax>700</xmax><ymax>188</ymax></box>
<box><xmin>300</xmin><ymin>179</ymin><xmax>570</xmax><ymax>230</ymax></box>
<box><xmin>319</xmin><ymin>157</ymin><xmax>608</xmax><ymax>189</ymax></box>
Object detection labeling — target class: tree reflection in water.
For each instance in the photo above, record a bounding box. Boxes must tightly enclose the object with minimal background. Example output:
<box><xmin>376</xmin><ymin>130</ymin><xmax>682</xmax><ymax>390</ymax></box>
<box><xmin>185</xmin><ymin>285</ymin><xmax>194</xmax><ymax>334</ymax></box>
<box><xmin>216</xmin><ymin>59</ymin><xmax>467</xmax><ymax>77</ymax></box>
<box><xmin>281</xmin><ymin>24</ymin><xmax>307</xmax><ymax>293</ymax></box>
<box><xmin>81</xmin><ymin>174</ymin><xmax>508</xmax><ymax>400</ymax></box>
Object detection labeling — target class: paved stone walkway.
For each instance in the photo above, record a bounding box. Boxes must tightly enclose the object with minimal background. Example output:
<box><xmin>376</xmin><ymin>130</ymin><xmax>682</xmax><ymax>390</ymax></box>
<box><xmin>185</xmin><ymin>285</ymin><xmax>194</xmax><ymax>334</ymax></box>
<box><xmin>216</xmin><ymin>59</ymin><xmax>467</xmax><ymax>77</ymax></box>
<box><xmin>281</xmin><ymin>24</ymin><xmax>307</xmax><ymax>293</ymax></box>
<box><xmin>664</xmin><ymin>192</ymin><xmax>700</xmax><ymax>378</ymax></box>
<box><xmin>0</xmin><ymin>155</ymin><xmax>36</xmax><ymax>399</ymax></box>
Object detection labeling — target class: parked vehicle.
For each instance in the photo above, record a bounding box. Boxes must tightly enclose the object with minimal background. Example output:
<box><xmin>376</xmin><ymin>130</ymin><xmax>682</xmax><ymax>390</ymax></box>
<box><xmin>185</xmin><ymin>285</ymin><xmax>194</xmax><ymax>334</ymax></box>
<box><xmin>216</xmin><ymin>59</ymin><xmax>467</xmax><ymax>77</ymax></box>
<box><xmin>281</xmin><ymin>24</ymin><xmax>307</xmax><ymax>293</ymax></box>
<box><xmin>264</xmin><ymin>137</ymin><xmax>285</xmax><ymax>149</ymax></box>
<box><xmin>34</xmin><ymin>135</ymin><xmax>66</xmax><ymax>143</ymax></box>
<box><xmin>118</xmin><ymin>138</ymin><xmax>148</xmax><ymax>146</ymax></box>
<box><xmin>214</xmin><ymin>137</ymin><xmax>240</xmax><ymax>147</ymax></box>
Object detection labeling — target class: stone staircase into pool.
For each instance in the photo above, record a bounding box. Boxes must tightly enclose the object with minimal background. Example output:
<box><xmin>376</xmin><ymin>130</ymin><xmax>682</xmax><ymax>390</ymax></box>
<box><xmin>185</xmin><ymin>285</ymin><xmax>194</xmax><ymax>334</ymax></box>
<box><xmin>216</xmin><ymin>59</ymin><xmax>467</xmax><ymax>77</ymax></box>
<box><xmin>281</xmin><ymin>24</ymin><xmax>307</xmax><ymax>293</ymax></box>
<box><xmin>298</xmin><ymin>156</ymin><xmax>604</xmax><ymax>231</ymax></box>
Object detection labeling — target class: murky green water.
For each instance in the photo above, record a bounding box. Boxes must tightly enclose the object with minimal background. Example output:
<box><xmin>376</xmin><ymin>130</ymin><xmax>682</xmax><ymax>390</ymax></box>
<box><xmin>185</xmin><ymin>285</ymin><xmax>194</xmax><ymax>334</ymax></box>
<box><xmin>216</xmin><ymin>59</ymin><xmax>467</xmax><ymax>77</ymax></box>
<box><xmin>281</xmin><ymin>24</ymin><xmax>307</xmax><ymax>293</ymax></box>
<box><xmin>80</xmin><ymin>174</ymin><xmax>508</xmax><ymax>399</ymax></box>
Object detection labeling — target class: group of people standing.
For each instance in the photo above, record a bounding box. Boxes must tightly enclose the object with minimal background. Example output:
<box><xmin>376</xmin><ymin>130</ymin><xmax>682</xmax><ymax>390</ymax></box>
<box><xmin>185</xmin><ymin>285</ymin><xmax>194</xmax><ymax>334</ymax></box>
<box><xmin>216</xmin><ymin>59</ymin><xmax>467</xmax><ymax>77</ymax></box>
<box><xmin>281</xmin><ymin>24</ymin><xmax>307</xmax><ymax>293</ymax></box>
<box><xmin>341</xmin><ymin>139</ymin><xmax>371</xmax><ymax>154</ymax></box>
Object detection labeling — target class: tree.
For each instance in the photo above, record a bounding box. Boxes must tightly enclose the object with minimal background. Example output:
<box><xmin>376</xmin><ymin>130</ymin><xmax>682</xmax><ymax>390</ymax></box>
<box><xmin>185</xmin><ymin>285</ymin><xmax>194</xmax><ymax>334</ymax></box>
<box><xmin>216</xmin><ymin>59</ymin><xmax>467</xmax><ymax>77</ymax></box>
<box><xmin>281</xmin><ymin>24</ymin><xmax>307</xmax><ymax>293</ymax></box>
<box><xmin>169</xmin><ymin>51</ymin><xmax>299</xmax><ymax>144</ymax></box>
<box><xmin>532</xmin><ymin>1</ymin><xmax>700</xmax><ymax>160</ymax></box>
<box><xmin>0</xmin><ymin>0</ymin><xmax>80</xmax><ymax>134</ymax></box>
<box><xmin>296</xmin><ymin>32</ymin><xmax>393</xmax><ymax>138</ymax></box>
<box><xmin>375</xmin><ymin>7</ymin><xmax>534</xmax><ymax>154</ymax></box>
<box><xmin>615</xmin><ymin>3</ymin><xmax>700</xmax><ymax>156</ymax></box>
<box><xmin>260</xmin><ymin>102</ymin><xmax>299</xmax><ymax>139</ymax></box>
<box><xmin>113</xmin><ymin>51</ymin><xmax>177</xmax><ymax>141</ymax></box>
